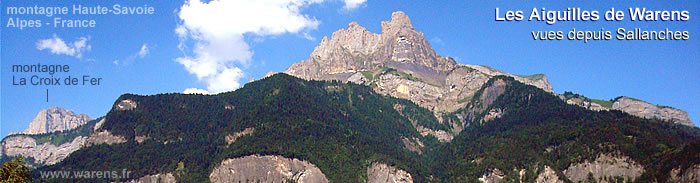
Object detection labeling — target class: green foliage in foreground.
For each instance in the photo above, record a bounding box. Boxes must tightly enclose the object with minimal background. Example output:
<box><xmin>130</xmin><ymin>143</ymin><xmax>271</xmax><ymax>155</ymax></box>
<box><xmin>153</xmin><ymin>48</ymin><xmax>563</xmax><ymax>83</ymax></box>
<box><xmin>0</xmin><ymin>157</ymin><xmax>32</xmax><ymax>183</ymax></box>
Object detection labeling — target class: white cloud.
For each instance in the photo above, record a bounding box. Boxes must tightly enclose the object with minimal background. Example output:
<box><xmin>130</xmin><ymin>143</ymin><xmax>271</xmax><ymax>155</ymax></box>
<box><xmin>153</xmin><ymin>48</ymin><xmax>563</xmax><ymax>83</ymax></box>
<box><xmin>138</xmin><ymin>44</ymin><xmax>149</xmax><ymax>58</ymax></box>
<box><xmin>36</xmin><ymin>34</ymin><xmax>91</xmax><ymax>59</ymax></box>
<box><xmin>206</xmin><ymin>67</ymin><xmax>244</xmax><ymax>93</ymax></box>
<box><xmin>175</xmin><ymin>0</ymin><xmax>368</xmax><ymax>94</ymax></box>
<box><xmin>342</xmin><ymin>0</ymin><xmax>367</xmax><ymax>10</ymax></box>
<box><xmin>175</xmin><ymin>0</ymin><xmax>334</xmax><ymax>94</ymax></box>
<box><xmin>114</xmin><ymin>43</ymin><xmax>150</xmax><ymax>65</ymax></box>
<box><xmin>183</xmin><ymin>88</ymin><xmax>210</xmax><ymax>95</ymax></box>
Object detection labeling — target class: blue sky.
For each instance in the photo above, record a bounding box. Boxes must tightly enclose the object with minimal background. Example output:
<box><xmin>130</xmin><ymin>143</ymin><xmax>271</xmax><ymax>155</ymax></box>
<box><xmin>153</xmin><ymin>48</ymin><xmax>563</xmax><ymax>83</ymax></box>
<box><xmin>1</xmin><ymin>0</ymin><xmax>698</xmax><ymax>137</ymax></box>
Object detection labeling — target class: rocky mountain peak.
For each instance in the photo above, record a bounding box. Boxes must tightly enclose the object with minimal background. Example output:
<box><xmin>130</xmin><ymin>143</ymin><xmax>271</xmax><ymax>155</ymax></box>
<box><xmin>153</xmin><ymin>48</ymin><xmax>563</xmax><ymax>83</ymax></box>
<box><xmin>22</xmin><ymin>107</ymin><xmax>91</xmax><ymax>135</ymax></box>
<box><xmin>286</xmin><ymin>11</ymin><xmax>552</xmax><ymax>117</ymax></box>
<box><xmin>381</xmin><ymin>11</ymin><xmax>413</xmax><ymax>32</ymax></box>
<box><xmin>288</xmin><ymin>11</ymin><xmax>454</xmax><ymax>80</ymax></box>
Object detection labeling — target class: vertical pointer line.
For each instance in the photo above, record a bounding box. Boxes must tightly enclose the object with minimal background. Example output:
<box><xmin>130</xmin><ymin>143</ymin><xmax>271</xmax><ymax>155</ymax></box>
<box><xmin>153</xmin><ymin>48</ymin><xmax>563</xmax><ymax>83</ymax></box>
<box><xmin>46</xmin><ymin>88</ymin><xmax>49</xmax><ymax>103</ymax></box>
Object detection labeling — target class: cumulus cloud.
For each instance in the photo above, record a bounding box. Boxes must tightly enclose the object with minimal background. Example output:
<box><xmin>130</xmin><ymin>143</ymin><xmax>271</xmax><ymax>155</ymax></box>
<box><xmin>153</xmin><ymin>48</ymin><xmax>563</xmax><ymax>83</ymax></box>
<box><xmin>138</xmin><ymin>44</ymin><xmax>149</xmax><ymax>58</ymax></box>
<box><xmin>175</xmin><ymin>0</ymin><xmax>327</xmax><ymax>94</ymax></box>
<box><xmin>183</xmin><ymin>88</ymin><xmax>210</xmax><ymax>95</ymax></box>
<box><xmin>342</xmin><ymin>0</ymin><xmax>367</xmax><ymax>10</ymax></box>
<box><xmin>176</xmin><ymin>0</ymin><xmax>368</xmax><ymax>94</ymax></box>
<box><xmin>36</xmin><ymin>34</ymin><xmax>91</xmax><ymax>59</ymax></box>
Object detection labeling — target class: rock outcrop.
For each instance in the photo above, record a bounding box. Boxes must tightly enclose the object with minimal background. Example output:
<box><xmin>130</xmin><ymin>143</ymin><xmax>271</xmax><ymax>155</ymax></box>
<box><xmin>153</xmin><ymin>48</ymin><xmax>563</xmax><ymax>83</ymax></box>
<box><xmin>367</xmin><ymin>162</ymin><xmax>413</xmax><ymax>183</ymax></box>
<box><xmin>478</xmin><ymin>168</ymin><xmax>504</xmax><ymax>183</ymax></box>
<box><xmin>565</xmin><ymin>97</ymin><xmax>608</xmax><ymax>111</ymax></box>
<box><xmin>116</xmin><ymin>99</ymin><xmax>138</xmax><ymax>111</ymax></box>
<box><xmin>612</xmin><ymin>97</ymin><xmax>694</xmax><ymax>127</ymax></box>
<box><xmin>209</xmin><ymin>155</ymin><xmax>328</xmax><ymax>183</ymax></box>
<box><xmin>225</xmin><ymin>127</ymin><xmax>254</xmax><ymax>145</ymax></box>
<box><xmin>126</xmin><ymin>173</ymin><xmax>176</xmax><ymax>183</ymax></box>
<box><xmin>22</xmin><ymin>107</ymin><xmax>91</xmax><ymax>135</ymax></box>
<box><xmin>0</xmin><ymin>135</ymin><xmax>87</xmax><ymax>165</ymax></box>
<box><xmin>536</xmin><ymin>166</ymin><xmax>562</xmax><ymax>183</ymax></box>
<box><xmin>669</xmin><ymin>164</ymin><xmax>700</xmax><ymax>183</ymax></box>
<box><xmin>401</xmin><ymin>137</ymin><xmax>424</xmax><ymax>155</ymax></box>
<box><xmin>86</xmin><ymin>130</ymin><xmax>127</xmax><ymax>146</ymax></box>
<box><xmin>563</xmin><ymin>153</ymin><xmax>643</xmax><ymax>183</ymax></box>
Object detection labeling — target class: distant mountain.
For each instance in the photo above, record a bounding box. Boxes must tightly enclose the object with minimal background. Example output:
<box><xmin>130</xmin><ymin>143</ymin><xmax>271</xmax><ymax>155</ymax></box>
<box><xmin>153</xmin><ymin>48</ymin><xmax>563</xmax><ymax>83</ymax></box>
<box><xmin>22</xmin><ymin>107</ymin><xmax>91</xmax><ymax>135</ymax></box>
<box><xmin>0</xmin><ymin>107</ymin><xmax>94</xmax><ymax>167</ymax></box>
<box><xmin>1</xmin><ymin>118</ymin><xmax>100</xmax><ymax>167</ymax></box>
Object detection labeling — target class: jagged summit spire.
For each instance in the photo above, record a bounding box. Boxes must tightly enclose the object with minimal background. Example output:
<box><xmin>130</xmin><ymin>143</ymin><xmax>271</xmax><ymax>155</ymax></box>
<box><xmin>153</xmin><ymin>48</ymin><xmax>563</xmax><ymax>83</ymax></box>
<box><xmin>390</xmin><ymin>11</ymin><xmax>412</xmax><ymax>26</ymax></box>
<box><xmin>286</xmin><ymin>11</ymin><xmax>456</xmax><ymax>81</ymax></box>
<box><xmin>381</xmin><ymin>11</ymin><xmax>413</xmax><ymax>33</ymax></box>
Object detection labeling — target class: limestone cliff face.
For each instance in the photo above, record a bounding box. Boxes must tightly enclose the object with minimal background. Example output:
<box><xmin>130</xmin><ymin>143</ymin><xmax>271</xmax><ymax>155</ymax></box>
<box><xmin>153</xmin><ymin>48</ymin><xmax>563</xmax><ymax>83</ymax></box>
<box><xmin>126</xmin><ymin>173</ymin><xmax>176</xmax><ymax>183</ymax></box>
<box><xmin>476</xmin><ymin>153</ymin><xmax>644</xmax><ymax>183</ymax></box>
<box><xmin>563</xmin><ymin>153</ymin><xmax>644</xmax><ymax>182</ymax></box>
<box><xmin>536</xmin><ymin>166</ymin><xmax>563</xmax><ymax>183</ymax></box>
<box><xmin>284</xmin><ymin>11</ymin><xmax>553</xmax><ymax>116</ymax></box>
<box><xmin>0</xmin><ymin>135</ymin><xmax>86</xmax><ymax>166</ymax></box>
<box><xmin>22</xmin><ymin>107</ymin><xmax>91</xmax><ymax>135</ymax></box>
<box><xmin>0</xmin><ymin>112</ymin><xmax>126</xmax><ymax>167</ymax></box>
<box><xmin>85</xmin><ymin>130</ymin><xmax>127</xmax><ymax>147</ymax></box>
<box><xmin>209</xmin><ymin>155</ymin><xmax>328</xmax><ymax>183</ymax></box>
<box><xmin>1</xmin><ymin>107</ymin><xmax>98</xmax><ymax>166</ymax></box>
<box><xmin>612</xmin><ymin>97</ymin><xmax>694</xmax><ymax>127</ymax></box>
<box><xmin>0</xmin><ymin>127</ymin><xmax>126</xmax><ymax>167</ymax></box>
<box><xmin>367</xmin><ymin>162</ymin><xmax>413</xmax><ymax>183</ymax></box>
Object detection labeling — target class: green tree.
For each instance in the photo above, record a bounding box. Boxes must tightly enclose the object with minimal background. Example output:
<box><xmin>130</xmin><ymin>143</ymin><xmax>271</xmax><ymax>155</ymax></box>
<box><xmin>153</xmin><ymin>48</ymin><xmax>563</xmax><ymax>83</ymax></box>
<box><xmin>0</xmin><ymin>157</ymin><xmax>33</xmax><ymax>183</ymax></box>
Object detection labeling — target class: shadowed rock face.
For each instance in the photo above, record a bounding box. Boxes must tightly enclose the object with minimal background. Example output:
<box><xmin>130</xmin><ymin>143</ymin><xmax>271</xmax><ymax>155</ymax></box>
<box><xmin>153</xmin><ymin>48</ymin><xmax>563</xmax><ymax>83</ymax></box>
<box><xmin>22</xmin><ymin>107</ymin><xmax>91</xmax><ymax>135</ymax></box>
<box><xmin>669</xmin><ymin>164</ymin><xmax>700</xmax><ymax>183</ymax></box>
<box><xmin>479</xmin><ymin>168</ymin><xmax>505</xmax><ymax>183</ymax></box>
<box><xmin>612</xmin><ymin>97</ymin><xmax>694</xmax><ymax>127</ymax></box>
<box><xmin>285</xmin><ymin>11</ymin><xmax>553</xmax><ymax>116</ymax></box>
<box><xmin>209</xmin><ymin>155</ymin><xmax>328</xmax><ymax>183</ymax></box>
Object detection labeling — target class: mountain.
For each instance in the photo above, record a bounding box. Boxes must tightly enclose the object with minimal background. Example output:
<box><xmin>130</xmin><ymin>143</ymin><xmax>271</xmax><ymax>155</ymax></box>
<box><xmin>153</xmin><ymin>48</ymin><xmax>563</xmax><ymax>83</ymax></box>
<box><xmin>0</xmin><ymin>107</ymin><xmax>94</xmax><ymax>166</ymax></box>
<box><xmin>1</xmin><ymin>118</ymin><xmax>101</xmax><ymax>167</ymax></box>
<box><xmin>21</xmin><ymin>107</ymin><xmax>91</xmax><ymax>135</ymax></box>
<box><xmin>285</xmin><ymin>11</ymin><xmax>553</xmax><ymax>115</ymax></box>
<box><xmin>36</xmin><ymin>74</ymin><xmax>441</xmax><ymax>182</ymax></box>
<box><xmin>285</xmin><ymin>11</ymin><xmax>693</xmax><ymax>134</ymax></box>
<box><xmin>25</xmin><ymin>74</ymin><xmax>699</xmax><ymax>183</ymax></box>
